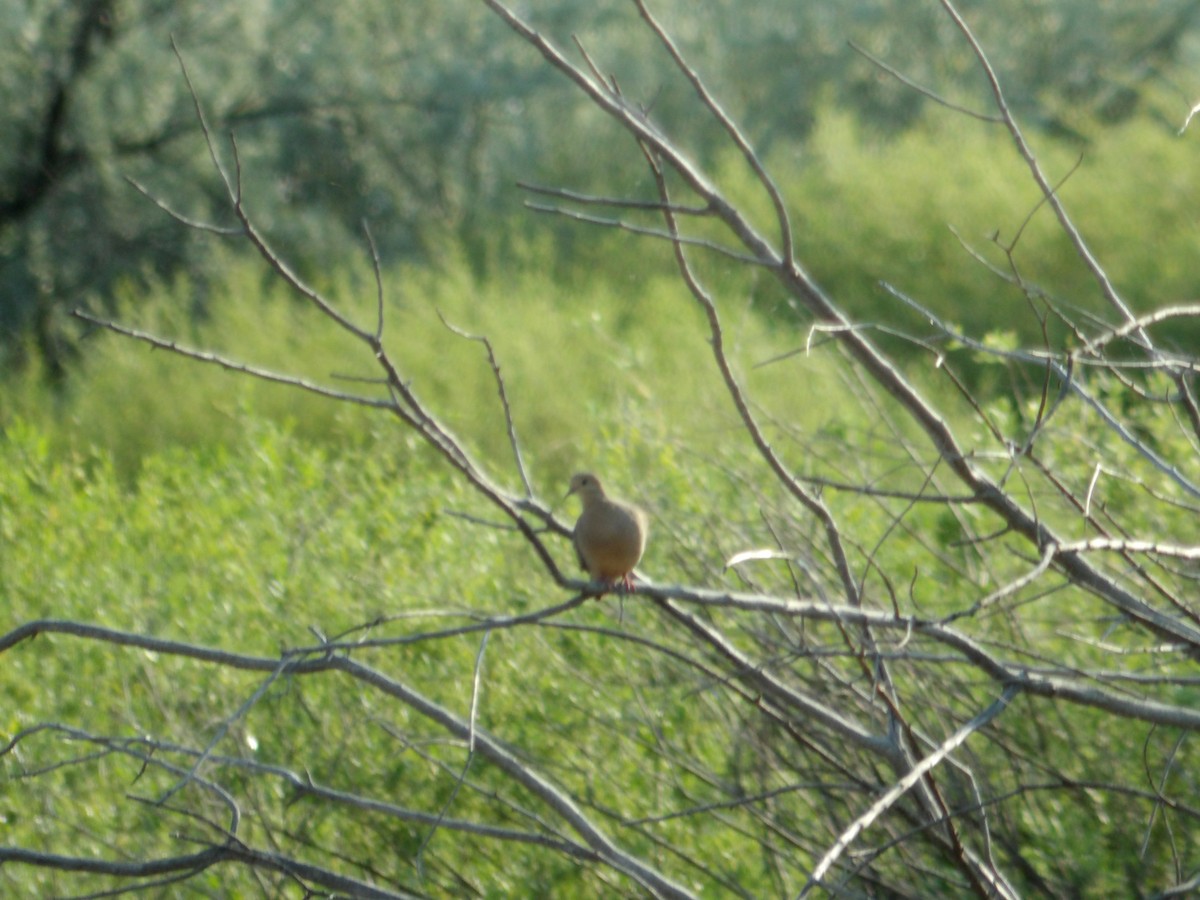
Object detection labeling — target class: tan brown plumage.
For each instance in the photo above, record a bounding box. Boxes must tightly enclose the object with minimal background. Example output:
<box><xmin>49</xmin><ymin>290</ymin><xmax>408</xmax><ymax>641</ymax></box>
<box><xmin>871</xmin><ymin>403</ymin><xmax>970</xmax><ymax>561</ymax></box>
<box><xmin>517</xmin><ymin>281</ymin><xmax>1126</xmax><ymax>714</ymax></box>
<box><xmin>566</xmin><ymin>472</ymin><xmax>648</xmax><ymax>593</ymax></box>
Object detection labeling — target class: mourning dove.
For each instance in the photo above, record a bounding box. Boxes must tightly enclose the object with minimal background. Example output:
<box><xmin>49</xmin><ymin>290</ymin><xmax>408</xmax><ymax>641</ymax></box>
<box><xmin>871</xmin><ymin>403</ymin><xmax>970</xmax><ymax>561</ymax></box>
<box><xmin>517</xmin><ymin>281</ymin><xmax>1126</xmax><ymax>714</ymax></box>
<box><xmin>566</xmin><ymin>472</ymin><xmax>648</xmax><ymax>594</ymax></box>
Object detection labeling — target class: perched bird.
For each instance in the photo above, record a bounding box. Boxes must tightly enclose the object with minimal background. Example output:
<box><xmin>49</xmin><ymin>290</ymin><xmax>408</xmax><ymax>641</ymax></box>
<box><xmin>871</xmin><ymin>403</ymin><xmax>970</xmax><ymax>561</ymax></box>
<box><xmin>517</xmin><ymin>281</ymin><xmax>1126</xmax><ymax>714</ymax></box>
<box><xmin>566</xmin><ymin>472</ymin><xmax>648</xmax><ymax>594</ymax></box>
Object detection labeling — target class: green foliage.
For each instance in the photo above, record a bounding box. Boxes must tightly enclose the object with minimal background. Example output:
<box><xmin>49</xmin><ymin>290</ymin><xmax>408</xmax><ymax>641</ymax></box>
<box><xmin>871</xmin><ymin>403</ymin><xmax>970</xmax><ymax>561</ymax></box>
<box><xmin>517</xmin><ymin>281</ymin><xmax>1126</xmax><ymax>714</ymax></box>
<box><xmin>6</xmin><ymin>0</ymin><xmax>1199</xmax><ymax>377</ymax></box>
<box><xmin>758</xmin><ymin>106</ymin><xmax>1200</xmax><ymax>355</ymax></box>
<box><xmin>0</xmin><ymin>415</ymin><xmax>816</xmax><ymax>894</ymax></box>
<box><xmin>3</xmin><ymin>355</ymin><xmax>1198</xmax><ymax>893</ymax></box>
<box><xmin>0</xmin><ymin>419</ymin><xmax>480</xmax><ymax>893</ymax></box>
<box><xmin>18</xmin><ymin>100</ymin><xmax>1199</xmax><ymax>473</ymax></box>
<box><xmin>1</xmin><ymin>245</ymin><xmax>841</xmax><ymax>483</ymax></box>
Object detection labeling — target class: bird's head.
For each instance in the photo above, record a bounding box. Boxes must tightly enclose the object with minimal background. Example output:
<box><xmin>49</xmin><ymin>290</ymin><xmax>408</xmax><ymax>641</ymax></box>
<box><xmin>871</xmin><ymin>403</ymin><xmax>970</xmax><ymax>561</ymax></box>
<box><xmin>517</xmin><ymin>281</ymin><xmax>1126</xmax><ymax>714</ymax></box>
<box><xmin>566</xmin><ymin>472</ymin><xmax>606</xmax><ymax>504</ymax></box>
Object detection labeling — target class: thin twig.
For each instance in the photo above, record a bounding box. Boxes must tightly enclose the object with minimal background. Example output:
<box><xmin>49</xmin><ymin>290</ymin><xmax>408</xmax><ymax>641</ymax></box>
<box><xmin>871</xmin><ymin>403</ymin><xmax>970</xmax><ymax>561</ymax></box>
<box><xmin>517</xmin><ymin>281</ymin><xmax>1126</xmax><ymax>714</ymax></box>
<box><xmin>801</xmin><ymin>685</ymin><xmax>1021</xmax><ymax>898</ymax></box>
<box><xmin>437</xmin><ymin>312</ymin><xmax>534</xmax><ymax>497</ymax></box>
<box><xmin>523</xmin><ymin>200</ymin><xmax>762</xmax><ymax>264</ymax></box>
<box><xmin>937</xmin><ymin>0</ymin><xmax>1151</xmax><ymax>347</ymax></box>
<box><xmin>362</xmin><ymin>219</ymin><xmax>386</xmax><ymax>341</ymax></box>
<box><xmin>417</xmin><ymin>630</ymin><xmax>490</xmax><ymax>873</ymax></box>
<box><xmin>847</xmin><ymin>39</ymin><xmax>1003</xmax><ymax>123</ymax></box>
<box><xmin>70</xmin><ymin>310</ymin><xmax>395</xmax><ymax>410</ymax></box>
<box><xmin>124</xmin><ymin>176</ymin><xmax>241</xmax><ymax>235</ymax></box>
<box><xmin>518</xmin><ymin>180</ymin><xmax>711</xmax><ymax>215</ymax></box>
<box><xmin>632</xmin><ymin>0</ymin><xmax>795</xmax><ymax>268</ymax></box>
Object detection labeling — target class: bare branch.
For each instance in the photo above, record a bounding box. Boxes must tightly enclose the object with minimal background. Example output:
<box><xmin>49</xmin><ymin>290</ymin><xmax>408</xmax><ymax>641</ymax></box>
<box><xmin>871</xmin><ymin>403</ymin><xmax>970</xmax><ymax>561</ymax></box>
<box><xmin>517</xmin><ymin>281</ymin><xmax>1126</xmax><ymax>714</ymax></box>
<box><xmin>847</xmin><ymin>39</ymin><xmax>1003</xmax><ymax>124</ymax></box>
<box><xmin>522</xmin><ymin>199</ymin><xmax>762</xmax><ymax>264</ymax></box>
<box><xmin>124</xmin><ymin>176</ymin><xmax>242</xmax><ymax>235</ymax></box>
<box><xmin>437</xmin><ymin>312</ymin><xmax>534</xmax><ymax>497</ymax></box>
<box><xmin>936</xmin><ymin>0</ymin><xmax>1150</xmax><ymax>345</ymax></box>
<box><xmin>518</xmin><ymin>180</ymin><xmax>711</xmax><ymax>215</ymax></box>
<box><xmin>631</xmin><ymin>0</ymin><xmax>796</xmax><ymax>268</ymax></box>
<box><xmin>70</xmin><ymin>309</ymin><xmax>394</xmax><ymax>410</ymax></box>
<box><xmin>802</xmin><ymin>685</ymin><xmax>1021</xmax><ymax>898</ymax></box>
<box><xmin>0</xmin><ymin>842</ymin><xmax>413</xmax><ymax>900</ymax></box>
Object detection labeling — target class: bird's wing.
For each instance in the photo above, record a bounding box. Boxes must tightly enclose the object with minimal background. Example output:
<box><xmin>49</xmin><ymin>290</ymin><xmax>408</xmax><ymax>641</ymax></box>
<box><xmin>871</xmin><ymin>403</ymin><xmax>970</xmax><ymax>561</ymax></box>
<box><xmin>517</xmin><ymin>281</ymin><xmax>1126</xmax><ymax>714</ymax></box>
<box><xmin>573</xmin><ymin>526</ymin><xmax>589</xmax><ymax>572</ymax></box>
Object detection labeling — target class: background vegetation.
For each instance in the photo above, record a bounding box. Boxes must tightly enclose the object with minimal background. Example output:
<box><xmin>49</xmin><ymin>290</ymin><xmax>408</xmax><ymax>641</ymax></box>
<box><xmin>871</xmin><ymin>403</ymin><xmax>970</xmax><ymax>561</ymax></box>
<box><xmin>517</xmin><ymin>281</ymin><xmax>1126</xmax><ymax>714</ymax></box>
<box><xmin>5</xmin><ymin>0</ymin><xmax>1200</xmax><ymax>385</ymax></box>
<box><xmin>4</xmin><ymin>1</ymin><xmax>1200</xmax><ymax>897</ymax></box>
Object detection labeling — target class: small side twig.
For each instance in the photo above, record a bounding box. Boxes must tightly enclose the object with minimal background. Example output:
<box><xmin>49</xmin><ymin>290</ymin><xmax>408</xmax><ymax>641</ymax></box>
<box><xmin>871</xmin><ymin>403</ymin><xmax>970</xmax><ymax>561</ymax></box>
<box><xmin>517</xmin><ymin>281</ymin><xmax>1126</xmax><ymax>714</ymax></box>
<box><xmin>69</xmin><ymin>310</ymin><xmax>394</xmax><ymax>411</ymax></box>
<box><xmin>632</xmin><ymin>0</ymin><xmax>795</xmax><ymax>268</ymax></box>
<box><xmin>847</xmin><ymin>39</ymin><xmax>1003</xmax><ymax>123</ymax></box>
<box><xmin>436</xmin><ymin>311</ymin><xmax>534</xmax><ymax>498</ymax></box>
